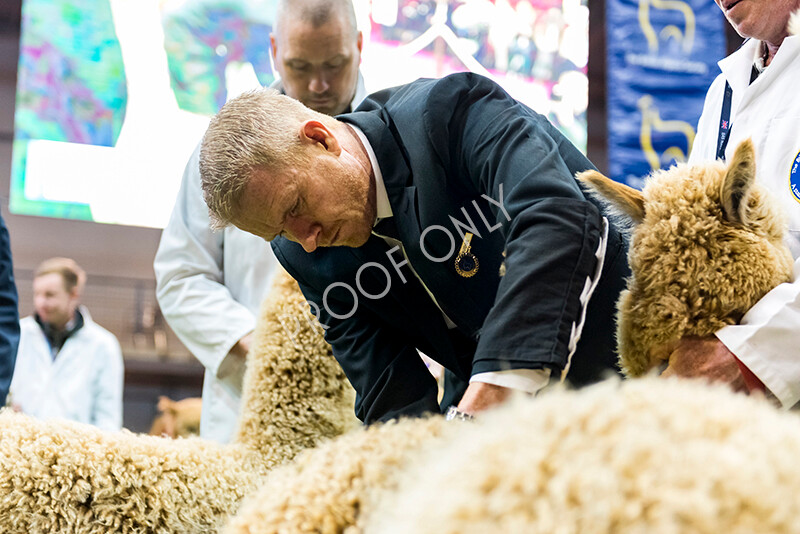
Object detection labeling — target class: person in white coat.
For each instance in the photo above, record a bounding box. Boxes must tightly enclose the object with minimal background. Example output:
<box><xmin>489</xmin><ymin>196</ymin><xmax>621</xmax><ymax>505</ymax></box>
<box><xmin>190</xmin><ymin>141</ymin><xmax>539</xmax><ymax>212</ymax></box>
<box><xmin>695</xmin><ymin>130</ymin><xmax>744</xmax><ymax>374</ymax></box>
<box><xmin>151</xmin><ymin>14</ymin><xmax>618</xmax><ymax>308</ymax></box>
<box><xmin>666</xmin><ymin>2</ymin><xmax>800</xmax><ymax>405</ymax></box>
<box><xmin>10</xmin><ymin>258</ymin><xmax>124</xmax><ymax>431</ymax></box>
<box><xmin>154</xmin><ymin>0</ymin><xmax>367</xmax><ymax>443</ymax></box>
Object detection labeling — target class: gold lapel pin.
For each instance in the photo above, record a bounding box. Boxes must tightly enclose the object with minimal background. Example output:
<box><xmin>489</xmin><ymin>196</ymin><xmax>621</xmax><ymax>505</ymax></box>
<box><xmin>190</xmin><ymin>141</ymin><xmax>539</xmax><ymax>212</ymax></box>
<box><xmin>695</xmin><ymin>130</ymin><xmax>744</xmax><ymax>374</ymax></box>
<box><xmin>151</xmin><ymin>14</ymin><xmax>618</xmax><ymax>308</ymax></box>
<box><xmin>455</xmin><ymin>232</ymin><xmax>479</xmax><ymax>278</ymax></box>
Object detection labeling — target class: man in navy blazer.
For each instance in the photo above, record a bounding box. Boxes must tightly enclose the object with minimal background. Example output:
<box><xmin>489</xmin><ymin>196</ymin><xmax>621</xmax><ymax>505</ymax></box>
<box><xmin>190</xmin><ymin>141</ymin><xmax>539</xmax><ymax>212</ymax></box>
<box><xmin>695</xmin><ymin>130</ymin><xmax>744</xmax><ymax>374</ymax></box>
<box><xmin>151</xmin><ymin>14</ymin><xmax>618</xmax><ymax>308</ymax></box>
<box><xmin>199</xmin><ymin>72</ymin><xmax>629</xmax><ymax>424</ymax></box>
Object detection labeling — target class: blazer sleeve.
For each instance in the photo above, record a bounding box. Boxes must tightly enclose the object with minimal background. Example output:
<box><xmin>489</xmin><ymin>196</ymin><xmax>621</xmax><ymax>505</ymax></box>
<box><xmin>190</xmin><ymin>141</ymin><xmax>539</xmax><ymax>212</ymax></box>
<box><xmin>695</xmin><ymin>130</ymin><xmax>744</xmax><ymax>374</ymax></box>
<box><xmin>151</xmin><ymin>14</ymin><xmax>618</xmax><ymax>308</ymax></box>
<box><xmin>428</xmin><ymin>75</ymin><xmax>604</xmax><ymax>374</ymax></box>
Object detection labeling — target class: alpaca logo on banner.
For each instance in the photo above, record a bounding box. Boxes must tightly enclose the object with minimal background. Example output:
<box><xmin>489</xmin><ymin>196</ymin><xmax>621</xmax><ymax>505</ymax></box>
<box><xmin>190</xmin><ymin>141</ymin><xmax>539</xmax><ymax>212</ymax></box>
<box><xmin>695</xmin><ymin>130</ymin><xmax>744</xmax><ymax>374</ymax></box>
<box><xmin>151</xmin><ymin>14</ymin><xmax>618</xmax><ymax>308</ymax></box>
<box><xmin>638</xmin><ymin>0</ymin><xmax>696</xmax><ymax>54</ymax></box>
<box><xmin>606</xmin><ymin>0</ymin><xmax>725</xmax><ymax>189</ymax></box>
<box><xmin>637</xmin><ymin>95</ymin><xmax>696</xmax><ymax>171</ymax></box>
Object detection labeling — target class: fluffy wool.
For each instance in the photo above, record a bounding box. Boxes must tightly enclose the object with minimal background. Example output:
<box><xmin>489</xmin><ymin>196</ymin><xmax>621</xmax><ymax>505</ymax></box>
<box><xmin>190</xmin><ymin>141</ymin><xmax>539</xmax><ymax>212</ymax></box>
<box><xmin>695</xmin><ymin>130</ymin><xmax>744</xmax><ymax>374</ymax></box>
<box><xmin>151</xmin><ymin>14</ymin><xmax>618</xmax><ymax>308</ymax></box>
<box><xmin>578</xmin><ymin>140</ymin><xmax>794</xmax><ymax>376</ymax></box>
<box><xmin>0</xmin><ymin>414</ymin><xmax>259</xmax><ymax>533</ymax></box>
<box><xmin>223</xmin><ymin>416</ymin><xmax>456</xmax><ymax>534</ymax></box>
<box><xmin>0</xmin><ymin>269</ymin><xmax>358</xmax><ymax>533</ymax></box>
<box><xmin>365</xmin><ymin>378</ymin><xmax>800</xmax><ymax>534</ymax></box>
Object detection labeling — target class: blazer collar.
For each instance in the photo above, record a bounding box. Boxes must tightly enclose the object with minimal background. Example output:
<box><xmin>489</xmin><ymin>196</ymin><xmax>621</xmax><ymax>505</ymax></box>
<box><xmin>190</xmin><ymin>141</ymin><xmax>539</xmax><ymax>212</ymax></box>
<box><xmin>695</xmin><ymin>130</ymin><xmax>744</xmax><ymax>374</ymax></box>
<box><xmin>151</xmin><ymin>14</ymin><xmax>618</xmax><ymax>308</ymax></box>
<box><xmin>341</xmin><ymin>111</ymin><xmax>418</xmax><ymax>229</ymax></box>
<box><xmin>341</xmin><ymin>112</ymin><xmax>486</xmax><ymax>335</ymax></box>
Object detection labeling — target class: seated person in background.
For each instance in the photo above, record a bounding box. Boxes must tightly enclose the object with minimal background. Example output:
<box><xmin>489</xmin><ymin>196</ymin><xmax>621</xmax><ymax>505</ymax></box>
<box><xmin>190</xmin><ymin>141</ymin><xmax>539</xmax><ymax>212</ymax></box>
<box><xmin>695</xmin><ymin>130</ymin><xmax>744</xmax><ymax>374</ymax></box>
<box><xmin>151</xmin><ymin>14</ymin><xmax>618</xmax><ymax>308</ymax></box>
<box><xmin>154</xmin><ymin>0</ymin><xmax>367</xmax><ymax>443</ymax></box>
<box><xmin>198</xmin><ymin>72</ymin><xmax>630</xmax><ymax>423</ymax></box>
<box><xmin>9</xmin><ymin>258</ymin><xmax>124</xmax><ymax>431</ymax></box>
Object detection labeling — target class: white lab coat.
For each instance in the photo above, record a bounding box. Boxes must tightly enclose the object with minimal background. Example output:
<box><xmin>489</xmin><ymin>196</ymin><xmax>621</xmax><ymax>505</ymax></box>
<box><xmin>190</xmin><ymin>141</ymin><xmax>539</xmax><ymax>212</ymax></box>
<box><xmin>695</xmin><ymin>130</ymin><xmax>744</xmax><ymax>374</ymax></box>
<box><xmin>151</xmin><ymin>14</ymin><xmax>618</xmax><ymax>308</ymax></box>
<box><xmin>689</xmin><ymin>34</ymin><xmax>800</xmax><ymax>407</ymax></box>
<box><xmin>10</xmin><ymin>310</ymin><xmax>124</xmax><ymax>431</ymax></box>
<box><xmin>154</xmin><ymin>75</ymin><xmax>368</xmax><ymax>443</ymax></box>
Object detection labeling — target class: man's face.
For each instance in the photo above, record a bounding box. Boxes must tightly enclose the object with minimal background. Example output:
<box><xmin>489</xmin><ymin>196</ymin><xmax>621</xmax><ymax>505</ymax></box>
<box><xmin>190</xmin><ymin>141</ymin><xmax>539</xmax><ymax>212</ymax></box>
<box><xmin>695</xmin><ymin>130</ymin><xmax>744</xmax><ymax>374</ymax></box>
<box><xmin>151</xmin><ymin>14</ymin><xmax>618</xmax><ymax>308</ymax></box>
<box><xmin>33</xmin><ymin>273</ymin><xmax>77</xmax><ymax>330</ymax></box>
<box><xmin>232</xmin><ymin>151</ymin><xmax>376</xmax><ymax>253</ymax></box>
<box><xmin>271</xmin><ymin>14</ymin><xmax>362</xmax><ymax>116</ymax></box>
<box><xmin>715</xmin><ymin>0</ymin><xmax>800</xmax><ymax>44</ymax></box>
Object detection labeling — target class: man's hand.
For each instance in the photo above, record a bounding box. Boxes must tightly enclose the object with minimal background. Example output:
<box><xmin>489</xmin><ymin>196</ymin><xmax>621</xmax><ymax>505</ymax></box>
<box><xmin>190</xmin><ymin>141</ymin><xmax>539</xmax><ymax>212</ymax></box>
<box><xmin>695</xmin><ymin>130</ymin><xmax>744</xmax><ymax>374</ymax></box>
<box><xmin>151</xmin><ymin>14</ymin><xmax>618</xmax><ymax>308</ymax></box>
<box><xmin>660</xmin><ymin>336</ymin><xmax>748</xmax><ymax>393</ymax></box>
<box><xmin>230</xmin><ymin>332</ymin><xmax>254</xmax><ymax>360</ymax></box>
<box><xmin>215</xmin><ymin>332</ymin><xmax>254</xmax><ymax>394</ymax></box>
<box><xmin>456</xmin><ymin>382</ymin><xmax>513</xmax><ymax>415</ymax></box>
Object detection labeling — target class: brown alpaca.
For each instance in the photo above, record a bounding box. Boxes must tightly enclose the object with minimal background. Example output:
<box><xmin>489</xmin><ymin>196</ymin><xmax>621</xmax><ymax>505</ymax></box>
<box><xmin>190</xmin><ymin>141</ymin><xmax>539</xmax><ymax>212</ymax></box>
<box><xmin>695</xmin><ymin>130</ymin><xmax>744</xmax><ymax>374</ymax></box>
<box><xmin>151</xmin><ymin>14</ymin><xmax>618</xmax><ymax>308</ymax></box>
<box><xmin>578</xmin><ymin>139</ymin><xmax>794</xmax><ymax>377</ymax></box>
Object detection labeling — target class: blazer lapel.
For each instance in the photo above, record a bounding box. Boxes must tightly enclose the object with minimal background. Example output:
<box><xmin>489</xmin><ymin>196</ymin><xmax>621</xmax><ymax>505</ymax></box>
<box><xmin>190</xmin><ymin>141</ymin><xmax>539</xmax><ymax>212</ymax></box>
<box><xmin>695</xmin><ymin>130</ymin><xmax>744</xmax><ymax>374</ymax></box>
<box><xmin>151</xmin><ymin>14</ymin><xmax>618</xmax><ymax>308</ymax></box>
<box><xmin>343</xmin><ymin>111</ymin><xmax>490</xmax><ymax>337</ymax></box>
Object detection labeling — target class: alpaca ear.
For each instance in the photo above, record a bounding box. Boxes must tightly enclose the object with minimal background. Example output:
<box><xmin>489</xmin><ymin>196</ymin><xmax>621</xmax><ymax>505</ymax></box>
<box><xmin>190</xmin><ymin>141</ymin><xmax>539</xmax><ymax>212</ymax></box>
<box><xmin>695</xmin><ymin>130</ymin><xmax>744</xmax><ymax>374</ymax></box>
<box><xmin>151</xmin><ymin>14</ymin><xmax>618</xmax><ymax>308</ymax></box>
<box><xmin>577</xmin><ymin>170</ymin><xmax>645</xmax><ymax>224</ymax></box>
<box><xmin>721</xmin><ymin>139</ymin><xmax>756</xmax><ymax>225</ymax></box>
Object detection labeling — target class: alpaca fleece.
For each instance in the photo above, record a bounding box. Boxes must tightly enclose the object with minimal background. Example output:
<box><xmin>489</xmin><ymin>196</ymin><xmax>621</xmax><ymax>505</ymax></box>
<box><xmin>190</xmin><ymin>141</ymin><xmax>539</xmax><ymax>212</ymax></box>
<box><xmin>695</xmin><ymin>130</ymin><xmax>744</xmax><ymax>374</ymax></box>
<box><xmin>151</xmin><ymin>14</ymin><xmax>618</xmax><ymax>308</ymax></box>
<box><xmin>0</xmin><ymin>269</ymin><xmax>358</xmax><ymax>533</ymax></box>
<box><xmin>149</xmin><ymin>396</ymin><xmax>203</xmax><ymax>438</ymax></box>
<box><xmin>579</xmin><ymin>140</ymin><xmax>793</xmax><ymax>376</ymax></box>
<box><xmin>223</xmin><ymin>416</ymin><xmax>456</xmax><ymax>534</ymax></box>
<box><xmin>366</xmin><ymin>379</ymin><xmax>800</xmax><ymax>534</ymax></box>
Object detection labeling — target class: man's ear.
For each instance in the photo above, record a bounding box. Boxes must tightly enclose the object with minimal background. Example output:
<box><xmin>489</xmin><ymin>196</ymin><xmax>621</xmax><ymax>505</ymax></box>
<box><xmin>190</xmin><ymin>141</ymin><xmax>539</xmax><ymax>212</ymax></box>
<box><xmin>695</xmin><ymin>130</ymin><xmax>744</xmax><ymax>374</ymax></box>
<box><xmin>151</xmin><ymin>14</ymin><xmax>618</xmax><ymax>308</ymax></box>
<box><xmin>269</xmin><ymin>34</ymin><xmax>277</xmax><ymax>62</ymax></box>
<box><xmin>69</xmin><ymin>287</ymin><xmax>81</xmax><ymax>303</ymax></box>
<box><xmin>577</xmin><ymin>169</ymin><xmax>646</xmax><ymax>224</ymax></box>
<box><xmin>300</xmin><ymin>120</ymin><xmax>341</xmax><ymax>155</ymax></box>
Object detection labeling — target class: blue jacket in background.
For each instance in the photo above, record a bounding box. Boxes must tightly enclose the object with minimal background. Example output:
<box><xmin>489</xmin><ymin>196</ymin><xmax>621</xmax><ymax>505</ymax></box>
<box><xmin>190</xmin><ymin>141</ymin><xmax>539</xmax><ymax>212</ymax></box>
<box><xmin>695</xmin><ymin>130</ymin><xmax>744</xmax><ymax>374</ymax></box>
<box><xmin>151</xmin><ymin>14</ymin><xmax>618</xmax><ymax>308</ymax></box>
<box><xmin>0</xmin><ymin>210</ymin><xmax>20</xmax><ymax>404</ymax></box>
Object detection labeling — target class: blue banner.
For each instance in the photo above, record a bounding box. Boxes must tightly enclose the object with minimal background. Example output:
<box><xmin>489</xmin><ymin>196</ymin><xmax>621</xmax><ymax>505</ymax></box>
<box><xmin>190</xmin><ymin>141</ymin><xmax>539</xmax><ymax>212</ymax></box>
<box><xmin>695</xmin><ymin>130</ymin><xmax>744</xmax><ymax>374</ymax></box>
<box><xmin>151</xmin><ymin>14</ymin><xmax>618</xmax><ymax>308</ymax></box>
<box><xmin>607</xmin><ymin>0</ymin><xmax>726</xmax><ymax>187</ymax></box>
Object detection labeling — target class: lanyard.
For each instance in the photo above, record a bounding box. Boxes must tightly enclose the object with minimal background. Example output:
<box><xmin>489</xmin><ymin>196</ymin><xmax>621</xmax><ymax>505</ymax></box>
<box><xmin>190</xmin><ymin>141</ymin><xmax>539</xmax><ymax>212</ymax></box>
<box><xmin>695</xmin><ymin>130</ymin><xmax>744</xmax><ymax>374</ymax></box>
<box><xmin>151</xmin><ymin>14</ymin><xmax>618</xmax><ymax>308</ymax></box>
<box><xmin>716</xmin><ymin>81</ymin><xmax>733</xmax><ymax>162</ymax></box>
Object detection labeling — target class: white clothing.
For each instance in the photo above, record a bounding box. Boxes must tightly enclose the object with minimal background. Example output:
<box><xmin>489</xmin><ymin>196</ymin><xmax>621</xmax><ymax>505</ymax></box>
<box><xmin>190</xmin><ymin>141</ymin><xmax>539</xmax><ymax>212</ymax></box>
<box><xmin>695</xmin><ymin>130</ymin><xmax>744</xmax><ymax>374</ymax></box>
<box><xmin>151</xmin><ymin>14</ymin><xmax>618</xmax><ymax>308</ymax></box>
<box><xmin>689</xmin><ymin>35</ymin><xmax>800</xmax><ymax>408</ymax></box>
<box><xmin>10</xmin><ymin>311</ymin><xmax>124</xmax><ymax>431</ymax></box>
<box><xmin>154</xmin><ymin>75</ymin><xmax>368</xmax><ymax>443</ymax></box>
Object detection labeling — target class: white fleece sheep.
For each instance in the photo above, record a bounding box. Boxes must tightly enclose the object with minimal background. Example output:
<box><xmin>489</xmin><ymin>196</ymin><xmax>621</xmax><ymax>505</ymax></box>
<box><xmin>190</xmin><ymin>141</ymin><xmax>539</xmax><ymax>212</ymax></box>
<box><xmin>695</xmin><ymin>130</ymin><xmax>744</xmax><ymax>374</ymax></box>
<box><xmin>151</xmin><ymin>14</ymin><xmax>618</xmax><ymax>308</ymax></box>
<box><xmin>223</xmin><ymin>415</ymin><xmax>455</xmax><ymax>534</ymax></box>
<box><xmin>0</xmin><ymin>269</ymin><xmax>358</xmax><ymax>533</ymax></box>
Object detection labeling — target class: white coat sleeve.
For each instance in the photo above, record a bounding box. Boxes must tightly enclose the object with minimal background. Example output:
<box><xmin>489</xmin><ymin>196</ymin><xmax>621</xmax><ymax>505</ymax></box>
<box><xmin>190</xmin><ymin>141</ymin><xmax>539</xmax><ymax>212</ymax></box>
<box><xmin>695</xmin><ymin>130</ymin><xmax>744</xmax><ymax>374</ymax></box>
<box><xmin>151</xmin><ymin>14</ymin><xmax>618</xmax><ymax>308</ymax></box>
<box><xmin>91</xmin><ymin>332</ymin><xmax>125</xmax><ymax>431</ymax></box>
<box><xmin>154</xmin><ymin>144</ymin><xmax>257</xmax><ymax>385</ymax></box>
<box><xmin>716</xmin><ymin>258</ymin><xmax>800</xmax><ymax>408</ymax></box>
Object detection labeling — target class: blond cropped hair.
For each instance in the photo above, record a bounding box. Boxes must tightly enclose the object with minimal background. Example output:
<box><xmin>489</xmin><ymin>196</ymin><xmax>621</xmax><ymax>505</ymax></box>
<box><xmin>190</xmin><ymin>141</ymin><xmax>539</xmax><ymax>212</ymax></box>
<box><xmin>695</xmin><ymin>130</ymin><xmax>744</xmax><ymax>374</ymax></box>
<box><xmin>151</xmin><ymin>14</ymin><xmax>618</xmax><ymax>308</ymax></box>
<box><xmin>199</xmin><ymin>88</ymin><xmax>336</xmax><ymax>229</ymax></box>
<box><xmin>34</xmin><ymin>257</ymin><xmax>86</xmax><ymax>295</ymax></box>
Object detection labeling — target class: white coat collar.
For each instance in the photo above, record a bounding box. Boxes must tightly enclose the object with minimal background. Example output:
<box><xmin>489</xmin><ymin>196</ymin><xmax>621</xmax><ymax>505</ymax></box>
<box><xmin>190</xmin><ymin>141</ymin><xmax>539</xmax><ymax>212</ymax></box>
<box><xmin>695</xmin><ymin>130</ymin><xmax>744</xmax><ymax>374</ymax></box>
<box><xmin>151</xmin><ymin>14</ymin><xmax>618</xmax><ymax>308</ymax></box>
<box><xmin>718</xmin><ymin>34</ymin><xmax>800</xmax><ymax>106</ymax></box>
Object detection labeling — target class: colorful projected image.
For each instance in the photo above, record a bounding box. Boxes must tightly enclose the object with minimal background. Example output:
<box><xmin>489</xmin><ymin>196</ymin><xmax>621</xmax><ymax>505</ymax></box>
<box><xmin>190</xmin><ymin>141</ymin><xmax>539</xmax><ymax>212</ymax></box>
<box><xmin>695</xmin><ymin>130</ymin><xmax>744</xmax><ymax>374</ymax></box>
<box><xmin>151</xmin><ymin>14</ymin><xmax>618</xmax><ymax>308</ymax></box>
<box><xmin>160</xmin><ymin>0</ymin><xmax>277</xmax><ymax>116</ymax></box>
<box><xmin>11</xmin><ymin>0</ymin><xmax>214</xmax><ymax>228</ymax></box>
<box><xmin>10</xmin><ymin>0</ymin><xmax>588</xmax><ymax>229</ymax></box>
<box><xmin>362</xmin><ymin>0</ymin><xmax>589</xmax><ymax>148</ymax></box>
<box><xmin>11</xmin><ymin>0</ymin><xmax>126</xmax><ymax>222</ymax></box>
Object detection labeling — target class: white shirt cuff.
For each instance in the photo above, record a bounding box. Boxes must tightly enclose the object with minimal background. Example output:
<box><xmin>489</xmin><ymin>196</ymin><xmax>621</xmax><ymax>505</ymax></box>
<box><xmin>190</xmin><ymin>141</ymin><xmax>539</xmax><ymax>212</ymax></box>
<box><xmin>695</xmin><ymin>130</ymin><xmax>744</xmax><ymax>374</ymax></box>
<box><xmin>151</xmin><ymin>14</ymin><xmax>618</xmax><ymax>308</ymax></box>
<box><xmin>470</xmin><ymin>368</ymin><xmax>552</xmax><ymax>394</ymax></box>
